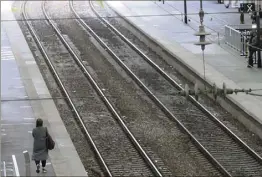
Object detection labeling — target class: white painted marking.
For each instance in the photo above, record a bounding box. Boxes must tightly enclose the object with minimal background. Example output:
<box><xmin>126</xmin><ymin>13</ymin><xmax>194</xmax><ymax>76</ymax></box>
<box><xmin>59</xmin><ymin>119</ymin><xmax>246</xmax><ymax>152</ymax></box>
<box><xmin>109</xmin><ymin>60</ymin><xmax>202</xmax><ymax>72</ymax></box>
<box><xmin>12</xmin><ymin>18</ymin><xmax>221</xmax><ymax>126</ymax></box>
<box><xmin>25</xmin><ymin>61</ymin><xmax>36</xmax><ymax>65</ymax></box>
<box><xmin>13</xmin><ymin>86</ymin><xmax>24</xmax><ymax>89</ymax></box>
<box><xmin>20</xmin><ymin>106</ymin><xmax>31</xmax><ymax>108</ymax></box>
<box><xmin>1</xmin><ymin>52</ymin><xmax>13</xmax><ymax>55</ymax></box>
<box><xmin>12</xmin><ymin>155</ymin><xmax>20</xmax><ymax>177</ymax></box>
<box><xmin>2</xmin><ymin>54</ymin><xmax>14</xmax><ymax>57</ymax></box>
<box><xmin>12</xmin><ymin>77</ymin><xmax>21</xmax><ymax>80</ymax></box>
<box><xmin>171</xmin><ymin>10</ymin><xmax>180</xmax><ymax>14</ymax></box>
<box><xmin>2</xmin><ymin>58</ymin><xmax>15</xmax><ymax>61</ymax></box>
<box><xmin>2</xmin><ymin>54</ymin><xmax>14</xmax><ymax>56</ymax></box>
<box><xmin>23</xmin><ymin>118</ymin><xmax>34</xmax><ymax>120</ymax></box>
<box><xmin>28</xmin><ymin>131</ymin><xmax>32</xmax><ymax>133</ymax></box>
<box><xmin>2</xmin><ymin>133</ymin><xmax>6</xmax><ymax>136</ymax></box>
<box><xmin>2</xmin><ymin>50</ymin><xmax>13</xmax><ymax>53</ymax></box>
<box><xmin>46</xmin><ymin>162</ymin><xmax>51</xmax><ymax>165</ymax></box>
<box><xmin>2</xmin><ymin>123</ymin><xmax>33</xmax><ymax>126</ymax></box>
<box><xmin>1</xmin><ymin>55</ymin><xmax>13</xmax><ymax>57</ymax></box>
<box><xmin>247</xmin><ymin>4</ymin><xmax>253</xmax><ymax>12</ymax></box>
<box><xmin>1</xmin><ymin>57</ymin><xmax>14</xmax><ymax>59</ymax></box>
<box><xmin>18</xmin><ymin>96</ymin><xmax>28</xmax><ymax>99</ymax></box>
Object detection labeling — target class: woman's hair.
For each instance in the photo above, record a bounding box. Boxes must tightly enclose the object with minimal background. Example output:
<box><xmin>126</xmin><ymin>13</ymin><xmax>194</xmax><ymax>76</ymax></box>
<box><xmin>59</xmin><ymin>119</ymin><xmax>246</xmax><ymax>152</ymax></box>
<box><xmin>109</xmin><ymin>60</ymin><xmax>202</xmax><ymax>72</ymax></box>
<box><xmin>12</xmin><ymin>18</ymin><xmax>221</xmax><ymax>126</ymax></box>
<box><xmin>36</xmin><ymin>118</ymin><xmax>43</xmax><ymax>127</ymax></box>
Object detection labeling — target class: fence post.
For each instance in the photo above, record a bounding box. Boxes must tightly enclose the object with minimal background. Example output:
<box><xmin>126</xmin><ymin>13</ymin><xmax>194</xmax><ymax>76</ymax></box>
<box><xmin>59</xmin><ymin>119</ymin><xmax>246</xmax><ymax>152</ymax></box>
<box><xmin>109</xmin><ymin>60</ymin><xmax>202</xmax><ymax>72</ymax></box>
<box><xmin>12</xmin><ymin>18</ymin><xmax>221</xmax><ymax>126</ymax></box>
<box><xmin>245</xmin><ymin>34</ymin><xmax>249</xmax><ymax>58</ymax></box>
<box><xmin>23</xmin><ymin>151</ymin><xmax>31</xmax><ymax>177</ymax></box>
<box><xmin>241</xmin><ymin>32</ymin><xmax>243</xmax><ymax>55</ymax></box>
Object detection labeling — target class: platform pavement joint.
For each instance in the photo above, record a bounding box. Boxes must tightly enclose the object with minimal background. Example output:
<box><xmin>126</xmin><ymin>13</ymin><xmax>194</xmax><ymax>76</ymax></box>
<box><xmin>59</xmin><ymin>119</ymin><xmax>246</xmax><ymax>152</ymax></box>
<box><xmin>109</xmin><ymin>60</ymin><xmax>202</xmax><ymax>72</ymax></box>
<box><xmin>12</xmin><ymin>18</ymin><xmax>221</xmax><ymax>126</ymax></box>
<box><xmin>1</xmin><ymin>1</ymin><xmax>87</xmax><ymax>176</ymax></box>
<box><xmin>106</xmin><ymin>1</ymin><xmax>262</xmax><ymax>139</ymax></box>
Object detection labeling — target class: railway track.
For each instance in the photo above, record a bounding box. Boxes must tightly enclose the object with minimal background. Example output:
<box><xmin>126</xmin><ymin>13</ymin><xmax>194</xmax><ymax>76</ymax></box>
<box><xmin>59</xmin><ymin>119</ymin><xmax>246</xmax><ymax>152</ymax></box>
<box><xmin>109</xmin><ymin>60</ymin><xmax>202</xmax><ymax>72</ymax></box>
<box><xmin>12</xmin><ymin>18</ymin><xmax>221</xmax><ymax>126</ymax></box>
<box><xmin>99</xmin><ymin>1</ymin><xmax>262</xmax><ymax>158</ymax></box>
<box><xmin>44</xmin><ymin>1</ymin><xmax>222</xmax><ymax>176</ymax></box>
<box><xmin>71</xmin><ymin>1</ymin><xmax>262</xmax><ymax>176</ymax></box>
<box><xmin>21</xmin><ymin>1</ymin><xmax>223</xmax><ymax>176</ymax></box>
<box><xmin>22</xmin><ymin>1</ymin><xmax>163</xmax><ymax>176</ymax></box>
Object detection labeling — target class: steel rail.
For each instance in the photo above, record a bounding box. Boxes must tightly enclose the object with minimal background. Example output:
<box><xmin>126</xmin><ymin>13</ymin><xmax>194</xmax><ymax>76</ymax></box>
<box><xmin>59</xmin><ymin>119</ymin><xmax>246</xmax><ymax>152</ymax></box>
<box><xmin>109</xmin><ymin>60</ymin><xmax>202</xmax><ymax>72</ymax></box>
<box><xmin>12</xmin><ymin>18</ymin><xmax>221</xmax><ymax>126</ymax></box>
<box><xmin>90</xmin><ymin>1</ymin><xmax>262</xmax><ymax>165</ymax></box>
<box><xmin>42</xmin><ymin>1</ymin><xmax>162</xmax><ymax>176</ymax></box>
<box><xmin>22</xmin><ymin>1</ymin><xmax>112</xmax><ymax>176</ymax></box>
<box><xmin>70</xmin><ymin>1</ymin><xmax>231</xmax><ymax>176</ymax></box>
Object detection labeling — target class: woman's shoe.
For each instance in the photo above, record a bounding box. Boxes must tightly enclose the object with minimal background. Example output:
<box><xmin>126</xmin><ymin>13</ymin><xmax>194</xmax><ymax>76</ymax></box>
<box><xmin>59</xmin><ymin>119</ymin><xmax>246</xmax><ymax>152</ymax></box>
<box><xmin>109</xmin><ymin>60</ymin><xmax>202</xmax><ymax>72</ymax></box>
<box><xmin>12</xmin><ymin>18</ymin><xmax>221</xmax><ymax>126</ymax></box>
<box><xmin>36</xmin><ymin>164</ymin><xmax>40</xmax><ymax>173</ymax></box>
<box><xmin>42</xmin><ymin>168</ymin><xmax>47</xmax><ymax>173</ymax></box>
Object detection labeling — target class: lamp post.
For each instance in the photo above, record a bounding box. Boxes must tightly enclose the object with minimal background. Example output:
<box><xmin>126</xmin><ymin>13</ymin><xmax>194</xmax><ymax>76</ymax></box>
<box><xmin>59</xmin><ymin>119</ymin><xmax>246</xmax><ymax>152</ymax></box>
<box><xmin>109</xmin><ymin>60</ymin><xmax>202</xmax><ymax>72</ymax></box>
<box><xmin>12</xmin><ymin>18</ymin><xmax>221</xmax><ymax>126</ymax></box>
<box><xmin>256</xmin><ymin>10</ymin><xmax>262</xmax><ymax>67</ymax></box>
<box><xmin>184</xmin><ymin>0</ymin><xmax>188</xmax><ymax>24</ymax></box>
<box><xmin>240</xmin><ymin>3</ymin><xmax>245</xmax><ymax>24</ymax></box>
<box><xmin>194</xmin><ymin>0</ymin><xmax>211</xmax><ymax>86</ymax></box>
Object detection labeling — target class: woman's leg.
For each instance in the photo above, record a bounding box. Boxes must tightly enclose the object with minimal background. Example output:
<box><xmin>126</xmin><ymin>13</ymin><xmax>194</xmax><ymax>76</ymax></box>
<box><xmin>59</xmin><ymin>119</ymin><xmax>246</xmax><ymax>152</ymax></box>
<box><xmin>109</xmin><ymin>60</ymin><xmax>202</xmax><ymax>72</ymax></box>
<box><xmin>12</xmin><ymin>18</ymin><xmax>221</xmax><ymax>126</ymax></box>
<box><xmin>35</xmin><ymin>160</ymin><xmax>40</xmax><ymax>173</ymax></box>
<box><xmin>35</xmin><ymin>160</ymin><xmax>40</xmax><ymax>166</ymax></box>
<box><xmin>41</xmin><ymin>160</ymin><xmax>46</xmax><ymax>167</ymax></box>
<box><xmin>41</xmin><ymin>160</ymin><xmax>47</xmax><ymax>173</ymax></box>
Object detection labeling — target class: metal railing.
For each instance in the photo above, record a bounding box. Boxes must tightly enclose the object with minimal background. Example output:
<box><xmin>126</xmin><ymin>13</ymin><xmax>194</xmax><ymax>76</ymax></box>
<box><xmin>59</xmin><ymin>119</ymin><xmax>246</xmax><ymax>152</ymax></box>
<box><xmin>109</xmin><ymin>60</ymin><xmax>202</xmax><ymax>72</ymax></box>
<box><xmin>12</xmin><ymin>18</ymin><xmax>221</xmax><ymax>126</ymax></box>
<box><xmin>225</xmin><ymin>25</ymin><xmax>243</xmax><ymax>52</ymax></box>
<box><xmin>225</xmin><ymin>25</ymin><xmax>261</xmax><ymax>64</ymax></box>
<box><xmin>1</xmin><ymin>152</ymin><xmax>31</xmax><ymax>176</ymax></box>
<box><xmin>2</xmin><ymin>161</ymin><xmax>7</xmax><ymax>177</ymax></box>
<box><xmin>12</xmin><ymin>155</ymin><xmax>20</xmax><ymax>177</ymax></box>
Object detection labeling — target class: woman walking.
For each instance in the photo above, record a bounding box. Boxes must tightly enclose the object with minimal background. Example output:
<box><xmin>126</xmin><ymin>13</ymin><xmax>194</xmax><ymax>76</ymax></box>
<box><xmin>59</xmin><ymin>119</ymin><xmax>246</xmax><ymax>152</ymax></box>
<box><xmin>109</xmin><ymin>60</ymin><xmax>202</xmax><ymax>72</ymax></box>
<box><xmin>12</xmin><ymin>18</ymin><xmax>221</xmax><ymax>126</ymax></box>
<box><xmin>32</xmin><ymin>118</ymin><xmax>48</xmax><ymax>173</ymax></box>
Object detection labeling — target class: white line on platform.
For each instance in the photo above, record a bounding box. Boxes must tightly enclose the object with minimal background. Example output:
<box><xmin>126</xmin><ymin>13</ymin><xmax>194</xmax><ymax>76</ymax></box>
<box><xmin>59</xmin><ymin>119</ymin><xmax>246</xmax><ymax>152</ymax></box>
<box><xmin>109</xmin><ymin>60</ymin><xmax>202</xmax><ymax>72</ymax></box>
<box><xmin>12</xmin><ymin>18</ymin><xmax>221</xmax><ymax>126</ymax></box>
<box><xmin>12</xmin><ymin>77</ymin><xmax>21</xmax><ymax>80</ymax></box>
<box><xmin>2</xmin><ymin>49</ymin><xmax>13</xmax><ymax>52</ymax></box>
<box><xmin>2</xmin><ymin>54</ymin><xmax>14</xmax><ymax>56</ymax></box>
<box><xmin>23</xmin><ymin>118</ymin><xmax>34</xmax><ymax>120</ymax></box>
<box><xmin>1</xmin><ymin>54</ymin><xmax>14</xmax><ymax>57</ymax></box>
<box><xmin>25</xmin><ymin>61</ymin><xmax>36</xmax><ymax>65</ymax></box>
<box><xmin>6</xmin><ymin>162</ymin><xmax>13</xmax><ymax>165</ymax></box>
<box><xmin>13</xmin><ymin>86</ymin><xmax>24</xmax><ymax>89</ymax></box>
<box><xmin>2</xmin><ymin>51</ymin><xmax>13</xmax><ymax>53</ymax></box>
<box><xmin>2</xmin><ymin>133</ymin><xmax>7</xmax><ymax>136</ymax></box>
<box><xmin>2</xmin><ymin>58</ymin><xmax>15</xmax><ymax>61</ymax></box>
<box><xmin>20</xmin><ymin>106</ymin><xmax>31</xmax><ymax>108</ymax></box>
<box><xmin>1</xmin><ymin>55</ymin><xmax>14</xmax><ymax>58</ymax></box>
<box><xmin>2</xmin><ymin>55</ymin><xmax>14</xmax><ymax>58</ymax></box>
<box><xmin>28</xmin><ymin>131</ymin><xmax>32</xmax><ymax>133</ymax></box>
<box><xmin>18</xmin><ymin>96</ymin><xmax>28</xmax><ymax>99</ymax></box>
<box><xmin>2</xmin><ymin>123</ymin><xmax>33</xmax><ymax>126</ymax></box>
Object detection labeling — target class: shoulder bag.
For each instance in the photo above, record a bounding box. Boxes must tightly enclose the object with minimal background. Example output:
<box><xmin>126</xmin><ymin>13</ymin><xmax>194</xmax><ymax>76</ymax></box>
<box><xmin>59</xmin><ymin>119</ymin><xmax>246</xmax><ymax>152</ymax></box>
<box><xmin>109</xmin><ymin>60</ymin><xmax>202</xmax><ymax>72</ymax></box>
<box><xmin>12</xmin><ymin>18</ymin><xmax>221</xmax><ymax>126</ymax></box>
<box><xmin>46</xmin><ymin>127</ymin><xmax>55</xmax><ymax>150</ymax></box>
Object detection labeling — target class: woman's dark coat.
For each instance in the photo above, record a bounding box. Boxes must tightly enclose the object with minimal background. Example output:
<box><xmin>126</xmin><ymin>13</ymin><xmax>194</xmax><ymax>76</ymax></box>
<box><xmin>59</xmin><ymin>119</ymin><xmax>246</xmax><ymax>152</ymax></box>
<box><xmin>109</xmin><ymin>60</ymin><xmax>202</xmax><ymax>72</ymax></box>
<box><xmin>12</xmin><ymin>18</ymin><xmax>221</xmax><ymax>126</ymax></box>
<box><xmin>32</xmin><ymin>127</ymin><xmax>48</xmax><ymax>161</ymax></box>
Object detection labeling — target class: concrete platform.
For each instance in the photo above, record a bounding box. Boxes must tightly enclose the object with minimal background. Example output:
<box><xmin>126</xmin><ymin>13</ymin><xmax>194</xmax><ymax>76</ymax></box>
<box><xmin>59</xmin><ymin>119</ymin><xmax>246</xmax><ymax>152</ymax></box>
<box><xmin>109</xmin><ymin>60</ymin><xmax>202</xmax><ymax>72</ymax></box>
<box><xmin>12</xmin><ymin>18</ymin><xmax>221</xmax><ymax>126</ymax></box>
<box><xmin>1</xmin><ymin>2</ymin><xmax>87</xmax><ymax>176</ymax></box>
<box><xmin>106</xmin><ymin>1</ymin><xmax>262</xmax><ymax>138</ymax></box>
